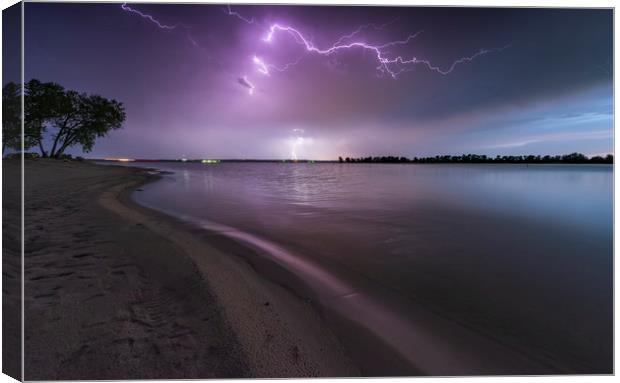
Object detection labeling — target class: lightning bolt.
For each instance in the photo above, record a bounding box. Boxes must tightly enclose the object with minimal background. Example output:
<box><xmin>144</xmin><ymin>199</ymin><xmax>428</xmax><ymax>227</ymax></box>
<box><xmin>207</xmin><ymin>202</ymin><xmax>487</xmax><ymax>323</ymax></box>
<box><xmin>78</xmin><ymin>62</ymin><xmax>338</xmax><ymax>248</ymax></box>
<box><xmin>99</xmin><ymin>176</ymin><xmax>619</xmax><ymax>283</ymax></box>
<box><xmin>252</xmin><ymin>20</ymin><xmax>420</xmax><ymax>78</ymax></box>
<box><xmin>252</xmin><ymin>55</ymin><xmax>270</xmax><ymax>75</ymax></box>
<box><xmin>252</xmin><ymin>54</ymin><xmax>306</xmax><ymax>76</ymax></box>
<box><xmin>388</xmin><ymin>48</ymin><xmax>496</xmax><ymax>76</ymax></box>
<box><xmin>332</xmin><ymin>18</ymin><xmax>400</xmax><ymax>46</ymax></box>
<box><xmin>121</xmin><ymin>2</ymin><xmax>206</xmax><ymax>50</ymax></box>
<box><xmin>291</xmin><ymin>128</ymin><xmax>304</xmax><ymax>160</ymax></box>
<box><xmin>121</xmin><ymin>2</ymin><xmax>179</xmax><ymax>30</ymax></box>
<box><xmin>122</xmin><ymin>3</ymin><xmax>507</xmax><ymax>96</ymax></box>
<box><xmin>258</xmin><ymin>23</ymin><xmax>506</xmax><ymax>79</ymax></box>
<box><xmin>224</xmin><ymin>4</ymin><xmax>256</xmax><ymax>24</ymax></box>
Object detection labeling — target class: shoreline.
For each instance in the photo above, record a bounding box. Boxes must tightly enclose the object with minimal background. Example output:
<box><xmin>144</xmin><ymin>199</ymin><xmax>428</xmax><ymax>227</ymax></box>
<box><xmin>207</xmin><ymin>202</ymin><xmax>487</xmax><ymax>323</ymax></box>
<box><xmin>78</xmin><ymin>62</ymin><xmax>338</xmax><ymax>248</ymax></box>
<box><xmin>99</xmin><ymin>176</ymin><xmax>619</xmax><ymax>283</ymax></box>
<box><xmin>113</xmin><ymin>168</ymin><xmax>421</xmax><ymax>376</ymax></box>
<box><xmin>98</xmin><ymin>162</ymin><xmax>361</xmax><ymax>377</ymax></box>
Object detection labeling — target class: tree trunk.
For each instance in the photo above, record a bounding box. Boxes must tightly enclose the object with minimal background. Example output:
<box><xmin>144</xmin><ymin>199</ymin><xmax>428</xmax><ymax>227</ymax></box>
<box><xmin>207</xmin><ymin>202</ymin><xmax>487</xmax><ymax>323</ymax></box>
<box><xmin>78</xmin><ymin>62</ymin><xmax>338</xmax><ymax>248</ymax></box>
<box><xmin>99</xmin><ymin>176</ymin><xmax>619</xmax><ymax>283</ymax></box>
<box><xmin>49</xmin><ymin>134</ymin><xmax>61</xmax><ymax>158</ymax></box>
<box><xmin>56</xmin><ymin>136</ymin><xmax>76</xmax><ymax>158</ymax></box>
<box><xmin>38</xmin><ymin>139</ymin><xmax>48</xmax><ymax>158</ymax></box>
<box><xmin>49</xmin><ymin>115</ymin><xmax>75</xmax><ymax>158</ymax></box>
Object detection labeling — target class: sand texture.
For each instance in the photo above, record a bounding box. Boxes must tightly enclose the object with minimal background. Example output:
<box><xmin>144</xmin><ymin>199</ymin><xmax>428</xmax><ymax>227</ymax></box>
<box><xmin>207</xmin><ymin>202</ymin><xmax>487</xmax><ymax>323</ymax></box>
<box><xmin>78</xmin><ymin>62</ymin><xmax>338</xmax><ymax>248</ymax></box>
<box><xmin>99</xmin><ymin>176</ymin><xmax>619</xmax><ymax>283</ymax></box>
<box><xmin>2</xmin><ymin>159</ymin><xmax>22</xmax><ymax>380</ymax></box>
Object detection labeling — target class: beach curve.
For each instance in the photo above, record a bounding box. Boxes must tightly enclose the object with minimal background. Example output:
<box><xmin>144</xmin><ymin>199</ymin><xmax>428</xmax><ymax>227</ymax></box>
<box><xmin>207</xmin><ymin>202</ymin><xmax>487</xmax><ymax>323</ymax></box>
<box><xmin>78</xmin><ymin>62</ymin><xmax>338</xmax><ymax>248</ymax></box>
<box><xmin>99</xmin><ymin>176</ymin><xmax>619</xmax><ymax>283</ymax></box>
<box><xmin>99</xmin><ymin>162</ymin><xmax>360</xmax><ymax>377</ymax></box>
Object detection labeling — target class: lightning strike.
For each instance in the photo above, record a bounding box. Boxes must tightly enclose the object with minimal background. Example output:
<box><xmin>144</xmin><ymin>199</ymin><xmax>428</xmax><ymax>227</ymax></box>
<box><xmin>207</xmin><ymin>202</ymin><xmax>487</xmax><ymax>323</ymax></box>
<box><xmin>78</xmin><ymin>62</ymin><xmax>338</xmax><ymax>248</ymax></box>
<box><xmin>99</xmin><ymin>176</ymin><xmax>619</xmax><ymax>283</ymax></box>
<box><xmin>332</xmin><ymin>18</ymin><xmax>400</xmax><ymax>46</ymax></box>
<box><xmin>225</xmin><ymin>4</ymin><xmax>256</xmax><ymax>24</ymax></box>
<box><xmin>253</xmin><ymin>56</ymin><xmax>270</xmax><ymax>75</ymax></box>
<box><xmin>253</xmin><ymin>54</ymin><xmax>306</xmax><ymax>76</ymax></box>
<box><xmin>291</xmin><ymin>129</ymin><xmax>305</xmax><ymax>161</ymax></box>
<box><xmin>122</xmin><ymin>3</ymin><xmax>506</xmax><ymax>96</ymax></box>
<box><xmin>121</xmin><ymin>2</ymin><xmax>178</xmax><ymax>30</ymax></box>
<box><xmin>260</xmin><ymin>23</ymin><xmax>504</xmax><ymax>78</ymax></box>
<box><xmin>120</xmin><ymin>3</ymin><xmax>205</xmax><ymax>50</ymax></box>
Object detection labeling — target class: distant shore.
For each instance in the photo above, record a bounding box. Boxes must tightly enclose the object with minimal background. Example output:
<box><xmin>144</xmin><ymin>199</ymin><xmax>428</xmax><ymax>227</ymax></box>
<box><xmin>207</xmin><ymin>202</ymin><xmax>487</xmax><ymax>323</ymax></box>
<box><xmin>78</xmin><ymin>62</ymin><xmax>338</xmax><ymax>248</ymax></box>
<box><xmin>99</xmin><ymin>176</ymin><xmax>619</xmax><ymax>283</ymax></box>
<box><xmin>18</xmin><ymin>159</ymin><xmax>358</xmax><ymax>379</ymax></box>
<box><xmin>13</xmin><ymin>150</ymin><xmax>612</xmax><ymax>165</ymax></box>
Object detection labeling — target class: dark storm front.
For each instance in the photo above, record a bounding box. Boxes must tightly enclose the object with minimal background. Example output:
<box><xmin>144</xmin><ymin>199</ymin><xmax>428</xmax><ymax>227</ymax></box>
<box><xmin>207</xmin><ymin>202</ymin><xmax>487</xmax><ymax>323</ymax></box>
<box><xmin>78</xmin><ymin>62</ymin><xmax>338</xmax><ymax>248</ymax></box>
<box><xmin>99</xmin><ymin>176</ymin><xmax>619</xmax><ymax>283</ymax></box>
<box><xmin>132</xmin><ymin>162</ymin><xmax>613</xmax><ymax>375</ymax></box>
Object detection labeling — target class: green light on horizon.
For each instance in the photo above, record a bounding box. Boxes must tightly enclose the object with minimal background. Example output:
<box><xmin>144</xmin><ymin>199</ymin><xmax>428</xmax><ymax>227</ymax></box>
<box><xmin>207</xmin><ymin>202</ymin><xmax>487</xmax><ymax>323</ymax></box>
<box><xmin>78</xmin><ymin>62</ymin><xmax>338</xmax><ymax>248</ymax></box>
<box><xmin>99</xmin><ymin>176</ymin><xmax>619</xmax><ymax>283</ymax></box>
<box><xmin>202</xmin><ymin>159</ymin><xmax>220</xmax><ymax>164</ymax></box>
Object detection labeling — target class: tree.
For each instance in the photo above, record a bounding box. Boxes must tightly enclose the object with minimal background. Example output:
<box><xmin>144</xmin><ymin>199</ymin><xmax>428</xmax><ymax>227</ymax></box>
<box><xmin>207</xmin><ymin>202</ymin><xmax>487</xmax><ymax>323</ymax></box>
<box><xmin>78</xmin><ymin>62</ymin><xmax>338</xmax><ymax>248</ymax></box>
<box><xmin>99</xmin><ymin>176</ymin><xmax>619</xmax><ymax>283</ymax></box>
<box><xmin>337</xmin><ymin>153</ymin><xmax>613</xmax><ymax>164</ymax></box>
<box><xmin>24</xmin><ymin>79</ymin><xmax>125</xmax><ymax>158</ymax></box>
<box><xmin>2</xmin><ymin>82</ymin><xmax>21</xmax><ymax>154</ymax></box>
<box><xmin>24</xmin><ymin>80</ymin><xmax>67</xmax><ymax>156</ymax></box>
<box><xmin>48</xmin><ymin>93</ymin><xmax>125</xmax><ymax>157</ymax></box>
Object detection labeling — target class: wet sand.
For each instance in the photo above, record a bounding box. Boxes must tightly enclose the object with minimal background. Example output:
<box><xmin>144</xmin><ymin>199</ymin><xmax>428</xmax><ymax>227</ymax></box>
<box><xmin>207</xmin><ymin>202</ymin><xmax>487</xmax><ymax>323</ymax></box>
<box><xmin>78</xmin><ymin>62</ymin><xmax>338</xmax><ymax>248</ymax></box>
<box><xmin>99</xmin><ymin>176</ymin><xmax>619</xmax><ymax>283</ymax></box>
<box><xmin>19</xmin><ymin>159</ymin><xmax>358</xmax><ymax>379</ymax></box>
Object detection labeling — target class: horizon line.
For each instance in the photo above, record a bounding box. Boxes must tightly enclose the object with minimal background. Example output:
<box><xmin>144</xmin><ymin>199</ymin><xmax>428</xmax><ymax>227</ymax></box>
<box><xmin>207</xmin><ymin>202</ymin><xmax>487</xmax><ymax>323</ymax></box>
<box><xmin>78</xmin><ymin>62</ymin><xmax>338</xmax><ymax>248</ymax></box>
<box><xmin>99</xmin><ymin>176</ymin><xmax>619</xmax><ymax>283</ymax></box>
<box><xmin>85</xmin><ymin>152</ymin><xmax>614</xmax><ymax>163</ymax></box>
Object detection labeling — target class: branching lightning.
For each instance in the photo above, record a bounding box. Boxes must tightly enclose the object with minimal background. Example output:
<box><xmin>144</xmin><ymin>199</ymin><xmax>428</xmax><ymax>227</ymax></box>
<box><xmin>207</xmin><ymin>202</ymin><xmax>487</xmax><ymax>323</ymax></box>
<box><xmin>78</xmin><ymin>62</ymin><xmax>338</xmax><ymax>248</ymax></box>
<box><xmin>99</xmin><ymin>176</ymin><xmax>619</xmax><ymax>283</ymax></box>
<box><xmin>253</xmin><ymin>56</ymin><xmax>270</xmax><ymax>75</ymax></box>
<box><xmin>252</xmin><ymin>54</ymin><xmax>306</xmax><ymax>76</ymax></box>
<box><xmin>122</xmin><ymin>3</ymin><xmax>507</xmax><ymax>96</ymax></box>
<box><xmin>332</xmin><ymin>18</ymin><xmax>400</xmax><ymax>46</ymax></box>
<box><xmin>121</xmin><ymin>2</ymin><xmax>179</xmax><ymax>30</ymax></box>
<box><xmin>224</xmin><ymin>4</ymin><xmax>256</xmax><ymax>24</ymax></box>
<box><xmin>121</xmin><ymin>2</ymin><xmax>204</xmax><ymax>50</ymax></box>
<box><xmin>258</xmin><ymin>23</ymin><xmax>504</xmax><ymax>79</ymax></box>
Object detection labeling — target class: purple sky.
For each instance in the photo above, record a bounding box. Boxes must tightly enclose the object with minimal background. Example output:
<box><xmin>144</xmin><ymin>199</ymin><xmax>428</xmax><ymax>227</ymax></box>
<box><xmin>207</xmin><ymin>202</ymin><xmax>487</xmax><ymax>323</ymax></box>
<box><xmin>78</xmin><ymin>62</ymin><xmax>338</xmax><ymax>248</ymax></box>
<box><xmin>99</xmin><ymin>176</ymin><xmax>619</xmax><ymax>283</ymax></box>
<box><xmin>19</xmin><ymin>3</ymin><xmax>613</xmax><ymax>160</ymax></box>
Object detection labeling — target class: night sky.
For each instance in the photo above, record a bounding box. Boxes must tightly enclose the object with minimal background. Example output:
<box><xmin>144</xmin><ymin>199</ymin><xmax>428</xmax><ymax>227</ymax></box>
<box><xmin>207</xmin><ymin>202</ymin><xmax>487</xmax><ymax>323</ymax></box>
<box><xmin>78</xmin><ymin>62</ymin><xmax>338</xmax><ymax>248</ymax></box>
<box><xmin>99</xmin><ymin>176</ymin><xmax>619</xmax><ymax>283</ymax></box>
<box><xmin>21</xmin><ymin>3</ymin><xmax>613</xmax><ymax>160</ymax></box>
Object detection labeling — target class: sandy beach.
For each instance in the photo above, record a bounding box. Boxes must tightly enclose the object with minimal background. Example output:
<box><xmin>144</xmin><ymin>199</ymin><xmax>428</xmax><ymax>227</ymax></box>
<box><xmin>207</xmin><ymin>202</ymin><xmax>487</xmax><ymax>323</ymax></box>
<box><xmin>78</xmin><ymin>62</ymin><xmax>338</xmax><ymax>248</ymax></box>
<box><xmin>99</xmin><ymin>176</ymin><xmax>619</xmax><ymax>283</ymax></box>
<box><xmin>18</xmin><ymin>159</ymin><xmax>358</xmax><ymax>380</ymax></box>
<box><xmin>2</xmin><ymin>158</ymin><xmax>22</xmax><ymax>380</ymax></box>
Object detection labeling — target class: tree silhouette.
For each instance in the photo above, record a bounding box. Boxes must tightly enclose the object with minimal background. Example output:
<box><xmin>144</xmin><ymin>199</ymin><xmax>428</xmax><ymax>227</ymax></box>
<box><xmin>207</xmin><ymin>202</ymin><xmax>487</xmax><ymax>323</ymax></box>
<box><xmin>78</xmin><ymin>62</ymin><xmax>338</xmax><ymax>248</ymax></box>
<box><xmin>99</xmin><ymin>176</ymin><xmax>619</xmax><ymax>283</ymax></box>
<box><xmin>24</xmin><ymin>79</ymin><xmax>125</xmax><ymax>158</ymax></box>
<box><xmin>24</xmin><ymin>80</ymin><xmax>66</xmax><ymax>156</ymax></box>
<box><xmin>338</xmin><ymin>153</ymin><xmax>613</xmax><ymax>164</ymax></box>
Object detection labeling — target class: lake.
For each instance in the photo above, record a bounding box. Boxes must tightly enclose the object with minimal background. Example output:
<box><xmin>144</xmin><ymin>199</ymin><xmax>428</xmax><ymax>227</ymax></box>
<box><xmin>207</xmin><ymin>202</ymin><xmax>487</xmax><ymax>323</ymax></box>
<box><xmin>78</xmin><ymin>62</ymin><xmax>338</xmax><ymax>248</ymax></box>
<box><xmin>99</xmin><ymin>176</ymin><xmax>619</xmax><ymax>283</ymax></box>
<box><xmin>129</xmin><ymin>162</ymin><xmax>613</xmax><ymax>375</ymax></box>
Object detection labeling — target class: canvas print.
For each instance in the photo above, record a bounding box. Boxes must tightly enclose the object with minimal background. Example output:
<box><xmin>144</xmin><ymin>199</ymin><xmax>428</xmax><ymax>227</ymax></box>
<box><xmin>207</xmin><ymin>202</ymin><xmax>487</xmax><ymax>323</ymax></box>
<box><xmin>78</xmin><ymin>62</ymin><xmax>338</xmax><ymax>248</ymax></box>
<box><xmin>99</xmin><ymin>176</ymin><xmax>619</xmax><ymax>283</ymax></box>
<box><xmin>1</xmin><ymin>1</ymin><xmax>614</xmax><ymax>380</ymax></box>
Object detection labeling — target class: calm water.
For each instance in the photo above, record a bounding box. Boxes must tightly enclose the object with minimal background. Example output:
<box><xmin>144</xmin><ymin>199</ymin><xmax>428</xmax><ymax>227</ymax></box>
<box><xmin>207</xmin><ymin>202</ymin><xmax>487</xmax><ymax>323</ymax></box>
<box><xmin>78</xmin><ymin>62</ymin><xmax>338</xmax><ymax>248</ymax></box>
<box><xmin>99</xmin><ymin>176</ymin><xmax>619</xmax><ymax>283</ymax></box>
<box><xmin>130</xmin><ymin>162</ymin><xmax>613</xmax><ymax>374</ymax></box>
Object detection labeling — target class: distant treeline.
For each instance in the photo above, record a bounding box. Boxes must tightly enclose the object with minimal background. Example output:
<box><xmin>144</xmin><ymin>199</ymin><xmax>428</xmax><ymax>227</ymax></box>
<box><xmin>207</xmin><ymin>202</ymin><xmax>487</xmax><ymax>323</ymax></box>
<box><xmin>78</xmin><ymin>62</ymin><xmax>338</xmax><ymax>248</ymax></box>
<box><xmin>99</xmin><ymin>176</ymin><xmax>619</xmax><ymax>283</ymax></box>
<box><xmin>338</xmin><ymin>153</ymin><xmax>613</xmax><ymax>164</ymax></box>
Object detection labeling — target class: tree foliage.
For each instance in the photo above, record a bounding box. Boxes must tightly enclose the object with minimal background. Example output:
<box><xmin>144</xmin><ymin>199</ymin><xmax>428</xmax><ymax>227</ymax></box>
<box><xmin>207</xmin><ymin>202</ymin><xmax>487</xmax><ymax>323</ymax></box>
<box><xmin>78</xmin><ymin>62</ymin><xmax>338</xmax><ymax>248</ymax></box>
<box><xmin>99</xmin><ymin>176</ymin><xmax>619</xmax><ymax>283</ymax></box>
<box><xmin>341</xmin><ymin>153</ymin><xmax>613</xmax><ymax>164</ymax></box>
<box><xmin>20</xmin><ymin>79</ymin><xmax>126</xmax><ymax>158</ymax></box>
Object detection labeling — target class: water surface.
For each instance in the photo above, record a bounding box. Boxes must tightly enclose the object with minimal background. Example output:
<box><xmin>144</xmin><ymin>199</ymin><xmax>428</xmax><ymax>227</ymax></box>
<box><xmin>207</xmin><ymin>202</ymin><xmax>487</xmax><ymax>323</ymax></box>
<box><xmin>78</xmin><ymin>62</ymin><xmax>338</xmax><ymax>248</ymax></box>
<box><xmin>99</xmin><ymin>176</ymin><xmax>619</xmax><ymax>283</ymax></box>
<box><xmin>130</xmin><ymin>162</ymin><xmax>613</xmax><ymax>374</ymax></box>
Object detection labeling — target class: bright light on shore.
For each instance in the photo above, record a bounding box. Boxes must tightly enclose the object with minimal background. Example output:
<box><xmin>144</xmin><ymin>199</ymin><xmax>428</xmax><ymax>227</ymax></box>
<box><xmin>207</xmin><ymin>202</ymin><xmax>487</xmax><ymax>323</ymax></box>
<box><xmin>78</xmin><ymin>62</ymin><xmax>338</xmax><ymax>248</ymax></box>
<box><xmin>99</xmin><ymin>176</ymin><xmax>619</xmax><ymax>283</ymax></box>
<box><xmin>104</xmin><ymin>158</ymin><xmax>135</xmax><ymax>162</ymax></box>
